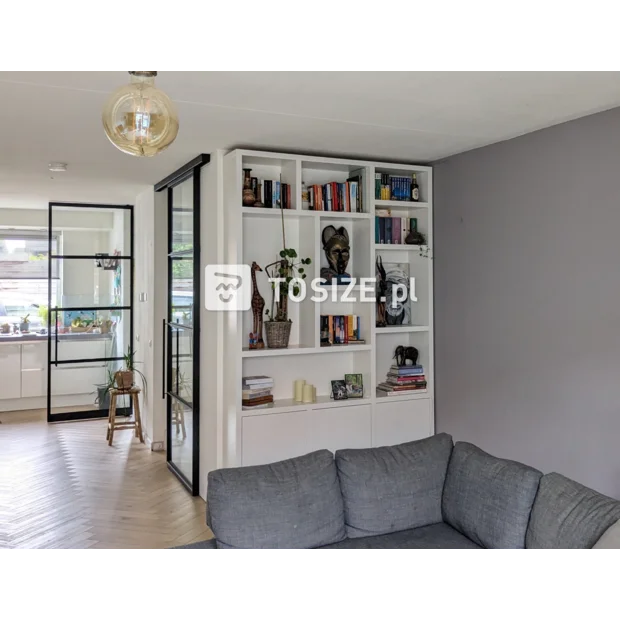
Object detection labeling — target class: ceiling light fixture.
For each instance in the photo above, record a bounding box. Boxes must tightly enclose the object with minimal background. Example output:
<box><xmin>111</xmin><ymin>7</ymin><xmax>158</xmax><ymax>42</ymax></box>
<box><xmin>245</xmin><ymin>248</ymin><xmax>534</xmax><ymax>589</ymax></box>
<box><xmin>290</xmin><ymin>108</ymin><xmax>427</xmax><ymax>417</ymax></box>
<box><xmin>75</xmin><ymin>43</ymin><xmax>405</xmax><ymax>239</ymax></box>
<box><xmin>48</xmin><ymin>162</ymin><xmax>68</xmax><ymax>172</ymax></box>
<box><xmin>102</xmin><ymin>71</ymin><xmax>179</xmax><ymax>157</ymax></box>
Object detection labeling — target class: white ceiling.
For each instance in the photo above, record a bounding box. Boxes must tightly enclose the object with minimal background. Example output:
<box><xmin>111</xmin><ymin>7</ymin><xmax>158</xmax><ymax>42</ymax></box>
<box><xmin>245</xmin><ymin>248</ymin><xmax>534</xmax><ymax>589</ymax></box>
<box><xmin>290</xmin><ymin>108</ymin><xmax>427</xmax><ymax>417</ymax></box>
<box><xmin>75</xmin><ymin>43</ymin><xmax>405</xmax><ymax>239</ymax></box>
<box><xmin>1</xmin><ymin>71</ymin><xmax>619</xmax><ymax>207</ymax></box>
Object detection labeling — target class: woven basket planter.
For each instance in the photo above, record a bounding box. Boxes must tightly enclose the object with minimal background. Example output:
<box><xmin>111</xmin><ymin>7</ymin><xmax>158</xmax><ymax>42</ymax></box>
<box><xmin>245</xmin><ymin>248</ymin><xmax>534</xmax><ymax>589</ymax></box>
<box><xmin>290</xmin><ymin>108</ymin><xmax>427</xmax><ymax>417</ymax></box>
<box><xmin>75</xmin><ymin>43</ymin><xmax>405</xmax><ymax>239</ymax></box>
<box><xmin>265</xmin><ymin>321</ymin><xmax>292</xmax><ymax>349</ymax></box>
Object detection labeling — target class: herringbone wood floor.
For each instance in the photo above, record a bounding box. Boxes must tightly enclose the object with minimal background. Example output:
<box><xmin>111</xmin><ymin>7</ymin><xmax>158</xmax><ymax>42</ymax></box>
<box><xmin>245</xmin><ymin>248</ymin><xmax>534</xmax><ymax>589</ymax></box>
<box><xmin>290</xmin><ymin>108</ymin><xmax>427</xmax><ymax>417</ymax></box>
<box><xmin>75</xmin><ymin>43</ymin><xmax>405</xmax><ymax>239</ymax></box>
<box><xmin>0</xmin><ymin>410</ymin><xmax>212</xmax><ymax>549</ymax></box>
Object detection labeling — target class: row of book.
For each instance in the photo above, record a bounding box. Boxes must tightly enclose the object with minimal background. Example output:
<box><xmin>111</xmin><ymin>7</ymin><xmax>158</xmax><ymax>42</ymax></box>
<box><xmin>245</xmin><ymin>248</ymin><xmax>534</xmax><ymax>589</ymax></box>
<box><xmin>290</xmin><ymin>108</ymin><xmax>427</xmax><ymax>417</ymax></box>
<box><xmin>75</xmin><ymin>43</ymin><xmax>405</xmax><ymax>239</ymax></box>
<box><xmin>242</xmin><ymin>375</ymin><xmax>274</xmax><ymax>408</ymax></box>
<box><xmin>307</xmin><ymin>179</ymin><xmax>362</xmax><ymax>213</ymax></box>
<box><xmin>377</xmin><ymin>364</ymin><xmax>427</xmax><ymax>396</ymax></box>
<box><xmin>375</xmin><ymin>215</ymin><xmax>419</xmax><ymax>245</ymax></box>
<box><xmin>320</xmin><ymin>315</ymin><xmax>365</xmax><ymax>346</ymax></box>
<box><xmin>248</xmin><ymin>177</ymin><xmax>293</xmax><ymax>209</ymax></box>
<box><xmin>375</xmin><ymin>173</ymin><xmax>420</xmax><ymax>202</ymax></box>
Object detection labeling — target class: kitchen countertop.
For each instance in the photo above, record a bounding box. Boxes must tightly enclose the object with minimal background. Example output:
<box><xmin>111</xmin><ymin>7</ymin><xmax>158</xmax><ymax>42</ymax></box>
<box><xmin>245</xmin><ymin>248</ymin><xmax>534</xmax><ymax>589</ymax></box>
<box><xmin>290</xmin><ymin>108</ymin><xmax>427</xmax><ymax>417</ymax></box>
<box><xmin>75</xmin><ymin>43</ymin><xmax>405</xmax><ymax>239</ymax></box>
<box><xmin>0</xmin><ymin>332</ymin><xmax>114</xmax><ymax>343</ymax></box>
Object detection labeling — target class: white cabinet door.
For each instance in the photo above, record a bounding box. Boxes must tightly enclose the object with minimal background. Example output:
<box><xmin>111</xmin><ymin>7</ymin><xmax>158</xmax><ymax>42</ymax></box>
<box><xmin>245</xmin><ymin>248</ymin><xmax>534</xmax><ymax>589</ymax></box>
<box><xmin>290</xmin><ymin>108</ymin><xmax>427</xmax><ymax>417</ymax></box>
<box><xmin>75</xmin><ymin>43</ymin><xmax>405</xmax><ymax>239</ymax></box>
<box><xmin>373</xmin><ymin>398</ymin><xmax>432</xmax><ymax>447</ymax></box>
<box><xmin>21</xmin><ymin>343</ymin><xmax>48</xmax><ymax>369</ymax></box>
<box><xmin>241</xmin><ymin>404</ymin><xmax>372</xmax><ymax>467</ymax></box>
<box><xmin>21</xmin><ymin>369</ymin><xmax>47</xmax><ymax>398</ymax></box>
<box><xmin>309</xmin><ymin>405</ymin><xmax>372</xmax><ymax>455</ymax></box>
<box><xmin>242</xmin><ymin>409</ymin><xmax>310</xmax><ymax>466</ymax></box>
<box><xmin>56</xmin><ymin>339</ymin><xmax>108</xmax><ymax>362</ymax></box>
<box><xmin>0</xmin><ymin>344</ymin><xmax>22</xmax><ymax>400</ymax></box>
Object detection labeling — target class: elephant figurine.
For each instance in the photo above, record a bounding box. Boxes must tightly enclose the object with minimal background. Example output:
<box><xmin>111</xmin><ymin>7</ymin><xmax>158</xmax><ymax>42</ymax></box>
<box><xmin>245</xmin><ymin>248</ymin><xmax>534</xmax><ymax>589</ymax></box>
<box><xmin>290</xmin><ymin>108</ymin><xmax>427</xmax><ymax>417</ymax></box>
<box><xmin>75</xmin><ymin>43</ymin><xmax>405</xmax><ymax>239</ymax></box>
<box><xmin>393</xmin><ymin>345</ymin><xmax>419</xmax><ymax>367</ymax></box>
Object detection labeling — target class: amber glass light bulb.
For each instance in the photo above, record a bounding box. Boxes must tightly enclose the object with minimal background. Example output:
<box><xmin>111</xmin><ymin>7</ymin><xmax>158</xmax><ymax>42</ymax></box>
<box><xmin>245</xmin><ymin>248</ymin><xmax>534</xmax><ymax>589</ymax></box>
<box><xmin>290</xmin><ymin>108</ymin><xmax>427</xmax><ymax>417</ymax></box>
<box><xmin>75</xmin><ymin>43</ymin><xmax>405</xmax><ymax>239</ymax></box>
<box><xmin>102</xmin><ymin>71</ymin><xmax>179</xmax><ymax>157</ymax></box>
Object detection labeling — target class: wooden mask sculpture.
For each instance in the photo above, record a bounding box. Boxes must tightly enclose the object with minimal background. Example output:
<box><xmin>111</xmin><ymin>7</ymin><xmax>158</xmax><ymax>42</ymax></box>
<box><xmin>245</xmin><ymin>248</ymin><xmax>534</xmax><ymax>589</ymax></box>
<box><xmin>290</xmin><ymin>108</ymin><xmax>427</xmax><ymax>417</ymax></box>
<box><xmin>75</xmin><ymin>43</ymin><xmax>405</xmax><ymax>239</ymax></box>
<box><xmin>320</xmin><ymin>225</ymin><xmax>351</xmax><ymax>284</ymax></box>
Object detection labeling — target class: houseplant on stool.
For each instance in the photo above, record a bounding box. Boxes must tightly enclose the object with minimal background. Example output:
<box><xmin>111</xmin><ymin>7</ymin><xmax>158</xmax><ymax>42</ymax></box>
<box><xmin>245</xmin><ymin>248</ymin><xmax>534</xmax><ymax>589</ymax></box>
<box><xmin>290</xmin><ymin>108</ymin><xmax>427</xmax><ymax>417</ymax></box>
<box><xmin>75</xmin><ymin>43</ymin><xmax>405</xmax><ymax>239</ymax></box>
<box><xmin>263</xmin><ymin>207</ymin><xmax>311</xmax><ymax>349</ymax></box>
<box><xmin>115</xmin><ymin>346</ymin><xmax>147</xmax><ymax>390</ymax></box>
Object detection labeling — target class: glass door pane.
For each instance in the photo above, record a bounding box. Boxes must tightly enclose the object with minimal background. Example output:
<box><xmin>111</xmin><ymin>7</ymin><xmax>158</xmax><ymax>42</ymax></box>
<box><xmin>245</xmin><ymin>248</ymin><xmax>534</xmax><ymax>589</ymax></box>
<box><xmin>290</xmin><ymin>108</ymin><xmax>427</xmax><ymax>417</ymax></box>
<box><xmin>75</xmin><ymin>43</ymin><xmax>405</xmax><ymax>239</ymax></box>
<box><xmin>167</xmin><ymin>174</ymin><xmax>199</xmax><ymax>494</ymax></box>
<box><xmin>47</xmin><ymin>203</ymin><xmax>133</xmax><ymax>422</ymax></box>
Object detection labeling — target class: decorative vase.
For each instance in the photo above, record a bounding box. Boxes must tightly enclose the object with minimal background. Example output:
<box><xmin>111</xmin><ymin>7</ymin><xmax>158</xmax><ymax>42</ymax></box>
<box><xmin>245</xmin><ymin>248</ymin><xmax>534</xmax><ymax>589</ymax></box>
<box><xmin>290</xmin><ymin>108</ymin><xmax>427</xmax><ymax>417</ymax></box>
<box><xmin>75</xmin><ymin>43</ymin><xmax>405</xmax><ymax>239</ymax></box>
<box><xmin>115</xmin><ymin>369</ymin><xmax>134</xmax><ymax>389</ymax></box>
<box><xmin>242</xmin><ymin>168</ymin><xmax>256</xmax><ymax>206</ymax></box>
<box><xmin>265</xmin><ymin>321</ymin><xmax>292</xmax><ymax>349</ymax></box>
<box><xmin>20</xmin><ymin>322</ymin><xmax>30</xmax><ymax>333</ymax></box>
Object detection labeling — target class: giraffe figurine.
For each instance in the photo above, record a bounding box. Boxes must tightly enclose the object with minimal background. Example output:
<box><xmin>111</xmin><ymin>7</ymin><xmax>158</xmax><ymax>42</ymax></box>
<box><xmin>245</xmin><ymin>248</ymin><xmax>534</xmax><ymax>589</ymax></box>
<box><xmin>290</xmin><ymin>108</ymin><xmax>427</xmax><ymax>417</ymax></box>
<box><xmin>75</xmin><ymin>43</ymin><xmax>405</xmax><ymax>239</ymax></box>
<box><xmin>250</xmin><ymin>261</ymin><xmax>265</xmax><ymax>349</ymax></box>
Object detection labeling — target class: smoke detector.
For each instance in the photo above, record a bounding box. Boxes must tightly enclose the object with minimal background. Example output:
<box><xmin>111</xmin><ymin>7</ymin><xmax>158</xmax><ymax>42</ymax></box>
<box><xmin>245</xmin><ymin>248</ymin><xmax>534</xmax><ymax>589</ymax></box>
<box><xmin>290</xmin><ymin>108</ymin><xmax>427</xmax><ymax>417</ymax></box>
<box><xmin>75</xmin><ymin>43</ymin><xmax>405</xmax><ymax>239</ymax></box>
<box><xmin>48</xmin><ymin>162</ymin><xmax>68</xmax><ymax>172</ymax></box>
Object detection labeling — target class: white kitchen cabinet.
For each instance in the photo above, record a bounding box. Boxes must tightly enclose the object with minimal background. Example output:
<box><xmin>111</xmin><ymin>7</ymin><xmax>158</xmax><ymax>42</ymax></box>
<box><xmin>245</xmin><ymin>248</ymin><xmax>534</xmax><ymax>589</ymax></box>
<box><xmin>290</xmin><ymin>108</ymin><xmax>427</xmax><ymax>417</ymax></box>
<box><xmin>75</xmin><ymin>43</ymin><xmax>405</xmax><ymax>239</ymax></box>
<box><xmin>0</xmin><ymin>344</ymin><xmax>22</xmax><ymax>400</ymax></box>
<box><xmin>21</xmin><ymin>343</ymin><xmax>48</xmax><ymax>398</ymax></box>
<box><xmin>373</xmin><ymin>398</ymin><xmax>432</xmax><ymax>447</ymax></box>
<box><xmin>51</xmin><ymin>364</ymin><xmax>106</xmax><ymax>396</ymax></box>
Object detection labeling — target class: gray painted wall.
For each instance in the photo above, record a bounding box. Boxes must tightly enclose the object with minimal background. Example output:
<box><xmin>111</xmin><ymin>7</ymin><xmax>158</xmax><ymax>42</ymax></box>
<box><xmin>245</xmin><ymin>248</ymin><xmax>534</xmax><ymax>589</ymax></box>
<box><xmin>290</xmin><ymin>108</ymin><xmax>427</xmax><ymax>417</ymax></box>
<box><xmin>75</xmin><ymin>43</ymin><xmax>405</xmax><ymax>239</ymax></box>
<box><xmin>434</xmin><ymin>106</ymin><xmax>620</xmax><ymax>498</ymax></box>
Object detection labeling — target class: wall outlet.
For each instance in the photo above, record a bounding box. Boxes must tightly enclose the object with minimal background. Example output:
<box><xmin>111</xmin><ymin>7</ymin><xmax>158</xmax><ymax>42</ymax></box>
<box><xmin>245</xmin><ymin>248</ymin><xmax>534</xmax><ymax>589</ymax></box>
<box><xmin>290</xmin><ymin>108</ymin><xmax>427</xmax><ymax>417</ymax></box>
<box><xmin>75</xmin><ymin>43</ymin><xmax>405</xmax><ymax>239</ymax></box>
<box><xmin>151</xmin><ymin>441</ymin><xmax>164</xmax><ymax>452</ymax></box>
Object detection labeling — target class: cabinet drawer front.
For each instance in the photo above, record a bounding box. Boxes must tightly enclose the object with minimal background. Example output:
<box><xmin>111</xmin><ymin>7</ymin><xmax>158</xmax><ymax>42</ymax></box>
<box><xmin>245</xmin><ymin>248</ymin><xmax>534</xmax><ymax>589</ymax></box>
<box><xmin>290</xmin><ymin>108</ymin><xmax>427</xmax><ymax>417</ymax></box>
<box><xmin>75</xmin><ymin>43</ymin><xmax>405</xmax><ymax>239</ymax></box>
<box><xmin>0</xmin><ymin>345</ymin><xmax>21</xmax><ymax>399</ymax></box>
<box><xmin>51</xmin><ymin>365</ymin><xmax>106</xmax><ymax>396</ymax></box>
<box><xmin>21</xmin><ymin>368</ymin><xmax>47</xmax><ymax>398</ymax></box>
<box><xmin>22</xmin><ymin>343</ymin><xmax>48</xmax><ymax>370</ymax></box>
<box><xmin>373</xmin><ymin>398</ymin><xmax>432</xmax><ymax>447</ymax></box>
<box><xmin>55</xmin><ymin>339</ymin><xmax>108</xmax><ymax>362</ymax></box>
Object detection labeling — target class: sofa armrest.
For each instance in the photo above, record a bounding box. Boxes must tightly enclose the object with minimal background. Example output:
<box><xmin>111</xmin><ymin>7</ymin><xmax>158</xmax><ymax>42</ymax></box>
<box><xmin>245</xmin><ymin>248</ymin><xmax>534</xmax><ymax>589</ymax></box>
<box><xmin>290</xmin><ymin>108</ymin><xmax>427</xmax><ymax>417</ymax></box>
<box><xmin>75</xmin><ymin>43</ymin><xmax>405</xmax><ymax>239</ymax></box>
<box><xmin>593</xmin><ymin>520</ymin><xmax>620</xmax><ymax>549</ymax></box>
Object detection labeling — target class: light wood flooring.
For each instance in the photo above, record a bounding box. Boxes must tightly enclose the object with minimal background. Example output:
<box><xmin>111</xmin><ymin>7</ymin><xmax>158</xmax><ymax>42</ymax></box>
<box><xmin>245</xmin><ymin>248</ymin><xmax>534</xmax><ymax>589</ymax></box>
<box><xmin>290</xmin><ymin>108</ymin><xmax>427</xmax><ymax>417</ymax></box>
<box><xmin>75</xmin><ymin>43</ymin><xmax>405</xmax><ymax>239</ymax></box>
<box><xmin>0</xmin><ymin>409</ymin><xmax>212</xmax><ymax>549</ymax></box>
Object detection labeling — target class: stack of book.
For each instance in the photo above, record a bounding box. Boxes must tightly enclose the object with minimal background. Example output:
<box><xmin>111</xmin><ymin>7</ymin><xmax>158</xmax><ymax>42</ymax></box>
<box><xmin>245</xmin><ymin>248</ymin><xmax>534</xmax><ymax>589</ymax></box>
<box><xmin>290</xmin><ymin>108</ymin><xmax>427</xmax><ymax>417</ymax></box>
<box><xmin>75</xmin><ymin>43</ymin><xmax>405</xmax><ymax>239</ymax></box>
<box><xmin>242</xmin><ymin>375</ymin><xmax>274</xmax><ymax>408</ymax></box>
<box><xmin>320</xmin><ymin>315</ymin><xmax>365</xmax><ymax>346</ymax></box>
<box><xmin>375</xmin><ymin>174</ymin><xmax>419</xmax><ymax>201</ymax></box>
<box><xmin>307</xmin><ymin>178</ymin><xmax>362</xmax><ymax>212</ymax></box>
<box><xmin>377</xmin><ymin>364</ymin><xmax>427</xmax><ymax>396</ymax></box>
<box><xmin>375</xmin><ymin>212</ymin><xmax>418</xmax><ymax>244</ymax></box>
<box><xmin>246</xmin><ymin>177</ymin><xmax>292</xmax><ymax>208</ymax></box>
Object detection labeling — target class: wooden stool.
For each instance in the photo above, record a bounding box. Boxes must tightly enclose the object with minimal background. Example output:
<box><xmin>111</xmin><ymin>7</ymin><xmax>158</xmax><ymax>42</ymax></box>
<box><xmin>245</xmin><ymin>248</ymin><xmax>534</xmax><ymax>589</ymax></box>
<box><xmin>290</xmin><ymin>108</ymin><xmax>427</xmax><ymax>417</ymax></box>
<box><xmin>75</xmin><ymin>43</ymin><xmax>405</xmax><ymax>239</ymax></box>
<box><xmin>171</xmin><ymin>398</ymin><xmax>187</xmax><ymax>439</ymax></box>
<box><xmin>107</xmin><ymin>386</ymin><xmax>144</xmax><ymax>446</ymax></box>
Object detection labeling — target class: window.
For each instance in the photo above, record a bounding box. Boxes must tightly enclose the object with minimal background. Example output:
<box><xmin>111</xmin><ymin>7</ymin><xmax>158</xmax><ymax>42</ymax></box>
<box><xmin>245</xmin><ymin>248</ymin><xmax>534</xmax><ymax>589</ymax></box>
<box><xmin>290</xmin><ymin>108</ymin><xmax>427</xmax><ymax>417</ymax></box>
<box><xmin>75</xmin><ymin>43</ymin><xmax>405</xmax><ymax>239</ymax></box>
<box><xmin>0</xmin><ymin>232</ymin><xmax>60</xmax><ymax>329</ymax></box>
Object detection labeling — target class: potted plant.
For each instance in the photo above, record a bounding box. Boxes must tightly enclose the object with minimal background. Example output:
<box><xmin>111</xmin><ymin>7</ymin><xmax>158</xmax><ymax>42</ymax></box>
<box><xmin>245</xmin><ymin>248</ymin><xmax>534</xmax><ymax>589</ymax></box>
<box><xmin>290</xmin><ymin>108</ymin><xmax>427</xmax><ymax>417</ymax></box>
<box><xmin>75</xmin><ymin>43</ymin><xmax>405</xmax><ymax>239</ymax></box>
<box><xmin>20</xmin><ymin>314</ymin><xmax>30</xmax><ymax>333</ymax></box>
<box><xmin>262</xmin><ymin>206</ymin><xmax>311</xmax><ymax>349</ymax></box>
<box><xmin>114</xmin><ymin>345</ymin><xmax>147</xmax><ymax>390</ymax></box>
<box><xmin>1</xmin><ymin>322</ymin><xmax>10</xmax><ymax>334</ymax></box>
<box><xmin>37</xmin><ymin>305</ymin><xmax>48</xmax><ymax>328</ymax></box>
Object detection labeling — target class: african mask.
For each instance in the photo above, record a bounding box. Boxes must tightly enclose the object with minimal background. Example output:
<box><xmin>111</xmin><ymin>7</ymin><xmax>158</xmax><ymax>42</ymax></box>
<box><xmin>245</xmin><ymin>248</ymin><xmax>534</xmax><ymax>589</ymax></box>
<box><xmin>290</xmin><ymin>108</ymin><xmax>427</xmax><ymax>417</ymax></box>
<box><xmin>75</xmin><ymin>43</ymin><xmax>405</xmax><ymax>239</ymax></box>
<box><xmin>321</xmin><ymin>225</ymin><xmax>350</xmax><ymax>276</ymax></box>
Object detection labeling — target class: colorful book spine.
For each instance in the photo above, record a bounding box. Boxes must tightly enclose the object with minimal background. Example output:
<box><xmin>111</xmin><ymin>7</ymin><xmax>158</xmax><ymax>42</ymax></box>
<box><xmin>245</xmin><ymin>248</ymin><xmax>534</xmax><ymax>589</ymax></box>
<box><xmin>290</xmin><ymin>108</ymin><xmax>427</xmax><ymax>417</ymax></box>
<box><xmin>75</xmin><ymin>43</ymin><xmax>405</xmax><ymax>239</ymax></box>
<box><xmin>392</xmin><ymin>217</ymin><xmax>401</xmax><ymax>244</ymax></box>
<box><xmin>385</xmin><ymin>217</ymin><xmax>392</xmax><ymax>244</ymax></box>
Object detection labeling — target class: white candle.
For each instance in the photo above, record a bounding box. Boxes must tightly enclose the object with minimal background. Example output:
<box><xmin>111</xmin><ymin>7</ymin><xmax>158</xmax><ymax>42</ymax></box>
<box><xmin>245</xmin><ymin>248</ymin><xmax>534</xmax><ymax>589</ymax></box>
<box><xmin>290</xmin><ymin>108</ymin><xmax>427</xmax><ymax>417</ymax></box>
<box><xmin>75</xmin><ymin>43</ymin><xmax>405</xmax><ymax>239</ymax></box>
<box><xmin>302</xmin><ymin>384</ymin><xmax>313</xmax><ymax>403</ymax></box>
<box><xmin>294</xmin><ymin>379</ymin><xmax>305</xmax><ymax>402</ymax></box>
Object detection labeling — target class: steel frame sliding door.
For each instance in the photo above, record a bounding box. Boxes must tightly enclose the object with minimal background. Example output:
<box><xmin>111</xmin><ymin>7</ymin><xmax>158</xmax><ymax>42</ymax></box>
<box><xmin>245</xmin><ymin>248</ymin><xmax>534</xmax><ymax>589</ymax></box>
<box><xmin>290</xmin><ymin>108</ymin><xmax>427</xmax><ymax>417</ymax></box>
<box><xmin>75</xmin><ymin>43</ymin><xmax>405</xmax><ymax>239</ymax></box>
<box><xmin>156</xmin><ymin>154</ymin><xmax>209</xmax><ymax>495</ymax></box>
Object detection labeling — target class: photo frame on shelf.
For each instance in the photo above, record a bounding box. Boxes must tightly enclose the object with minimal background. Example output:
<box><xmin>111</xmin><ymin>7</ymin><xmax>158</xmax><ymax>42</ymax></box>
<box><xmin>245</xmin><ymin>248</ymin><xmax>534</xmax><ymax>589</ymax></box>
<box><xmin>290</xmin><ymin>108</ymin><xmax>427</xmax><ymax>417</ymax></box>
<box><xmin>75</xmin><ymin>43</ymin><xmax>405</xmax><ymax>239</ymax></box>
<box><xmin>331</xmin><ymin>380</ymin><xmax>348</xmax><ymax>400</ymax></box>
<box><xmin>344</xmin><ymin>373</ymin><xmax>363</xmax><ymax>399</ymax></box>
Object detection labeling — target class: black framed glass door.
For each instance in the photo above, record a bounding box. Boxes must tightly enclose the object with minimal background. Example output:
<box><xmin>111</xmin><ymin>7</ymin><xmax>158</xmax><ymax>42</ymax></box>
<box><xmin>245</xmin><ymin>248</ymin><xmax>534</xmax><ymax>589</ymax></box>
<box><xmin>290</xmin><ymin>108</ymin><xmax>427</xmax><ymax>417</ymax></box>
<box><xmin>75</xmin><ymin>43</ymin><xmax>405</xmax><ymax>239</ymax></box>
<box><xmin>157</xmin><ymin>154</ymin><xmax>208</xmax><ymax>495</ymax></box>
<box><xmin>47</xmin><ymin>202</ymin><xmax>133</xmax><ymax>422</ymax></box>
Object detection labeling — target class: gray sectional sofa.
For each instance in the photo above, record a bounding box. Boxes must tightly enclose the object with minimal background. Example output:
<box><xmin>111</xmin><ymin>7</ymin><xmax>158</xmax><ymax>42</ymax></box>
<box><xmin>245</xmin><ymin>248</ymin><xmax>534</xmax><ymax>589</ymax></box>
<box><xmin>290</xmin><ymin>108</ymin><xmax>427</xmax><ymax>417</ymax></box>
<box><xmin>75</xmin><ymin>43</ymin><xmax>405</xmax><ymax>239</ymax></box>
<box><xmin>178</xmin><ymin>433</ymin><xmax>620</xmax><ymax>549</ymax></box>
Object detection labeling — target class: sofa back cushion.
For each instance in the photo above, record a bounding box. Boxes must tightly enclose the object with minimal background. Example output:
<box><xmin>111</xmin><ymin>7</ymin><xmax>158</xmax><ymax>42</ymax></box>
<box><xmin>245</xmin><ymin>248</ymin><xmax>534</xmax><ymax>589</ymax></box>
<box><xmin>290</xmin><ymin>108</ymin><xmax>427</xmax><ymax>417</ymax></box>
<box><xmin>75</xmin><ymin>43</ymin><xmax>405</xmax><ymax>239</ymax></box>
<box><xmin>526</xmin><ymin>473</ymin><xmax>620</xmax><ymax>549</ymax></box>
<box><xmin>442</xmin><ymin>442</ymin><xmax>542</xmax><ymax>548</ymax></box>
<box><xmin>206</xmin><ymin>450</ymin><xmax>346</xmax><ymax>549</ymax></box>
<box><xmin>335</xmin><ymin>433</ymin><xmax>453</xmax><ymax>539</ymax></box>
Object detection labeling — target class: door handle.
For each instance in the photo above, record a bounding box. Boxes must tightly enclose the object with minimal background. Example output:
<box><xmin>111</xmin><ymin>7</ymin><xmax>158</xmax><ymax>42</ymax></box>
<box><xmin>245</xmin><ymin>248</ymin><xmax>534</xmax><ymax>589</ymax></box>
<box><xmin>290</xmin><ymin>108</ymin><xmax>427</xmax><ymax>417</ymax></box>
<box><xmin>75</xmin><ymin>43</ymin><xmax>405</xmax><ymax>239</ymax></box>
<box><xmin>162</xmin><ymin>318</ymin><xmax>166</xmax><ymax>399</ymax></box>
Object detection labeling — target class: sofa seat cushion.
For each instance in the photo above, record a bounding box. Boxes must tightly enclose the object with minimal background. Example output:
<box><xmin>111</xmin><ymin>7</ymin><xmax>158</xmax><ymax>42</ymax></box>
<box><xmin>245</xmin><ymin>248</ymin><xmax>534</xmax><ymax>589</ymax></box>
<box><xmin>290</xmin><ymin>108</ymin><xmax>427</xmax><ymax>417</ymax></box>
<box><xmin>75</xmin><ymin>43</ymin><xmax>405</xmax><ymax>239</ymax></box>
<box><xmin>335</xmin><ymin>433</ymin><xmax>453</xmax><ymax>539</ymax></box>
<box><xmin>526</xmin><ymin>473</ymin><xmax>620</xmax><ymax>549</ymax></box>
<box><xmin>442</xmin><ymin>442</ymin><xmax>542</xmax><ymax>549</ymax></box>
<box><xmin>319</xmin><ymin>523</ymin><xmax>481</xmax><ymax>549</ymax></box>
<box><xmin>207</xmin><ymin>450</ymin><xmax>346</xmax><ymax>549</ymax></box>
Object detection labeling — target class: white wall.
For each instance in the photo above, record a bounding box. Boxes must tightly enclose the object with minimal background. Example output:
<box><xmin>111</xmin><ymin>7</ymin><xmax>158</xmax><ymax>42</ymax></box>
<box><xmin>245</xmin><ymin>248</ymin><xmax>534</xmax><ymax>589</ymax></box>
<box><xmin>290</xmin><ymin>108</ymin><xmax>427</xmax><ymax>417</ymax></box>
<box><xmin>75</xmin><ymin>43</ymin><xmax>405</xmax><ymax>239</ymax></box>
<box><xmin>133</xmin><ymin>187</ymin><xmax>167</xmax><ymax>450</ymax></box>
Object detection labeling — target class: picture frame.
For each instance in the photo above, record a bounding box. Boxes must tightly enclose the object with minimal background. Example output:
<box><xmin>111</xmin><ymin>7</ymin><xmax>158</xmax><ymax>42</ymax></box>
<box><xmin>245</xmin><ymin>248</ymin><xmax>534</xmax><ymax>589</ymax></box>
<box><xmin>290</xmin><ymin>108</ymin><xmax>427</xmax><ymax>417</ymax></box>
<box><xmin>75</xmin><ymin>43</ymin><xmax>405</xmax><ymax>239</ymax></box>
<box><xmin>331</xmin><ymin>380</ymin><xmax>348</xmax><ymax>400</ymax></box>
<box><xmin>344</xmin><ymin>373</ymin><xmax>364</xmax><ymax>399</ymax></box>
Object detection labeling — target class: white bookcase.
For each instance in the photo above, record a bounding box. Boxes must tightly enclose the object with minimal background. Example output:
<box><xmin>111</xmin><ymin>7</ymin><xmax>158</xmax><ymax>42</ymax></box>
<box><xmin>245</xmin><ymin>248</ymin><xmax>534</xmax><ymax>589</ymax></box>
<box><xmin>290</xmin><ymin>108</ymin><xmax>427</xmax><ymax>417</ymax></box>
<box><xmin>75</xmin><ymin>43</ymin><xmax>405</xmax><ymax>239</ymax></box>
<box><xmin>221</xmin><ymin>149</ymin><xmax>433</xmax><ymax>467</ymax></box>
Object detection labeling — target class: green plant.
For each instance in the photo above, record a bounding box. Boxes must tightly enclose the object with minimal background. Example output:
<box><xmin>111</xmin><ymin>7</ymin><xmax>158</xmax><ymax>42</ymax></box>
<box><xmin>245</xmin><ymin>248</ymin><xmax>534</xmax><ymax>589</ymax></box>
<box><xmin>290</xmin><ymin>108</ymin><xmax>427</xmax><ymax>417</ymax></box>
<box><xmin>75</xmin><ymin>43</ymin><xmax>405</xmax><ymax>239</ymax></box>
<box><xmin>263</xmin><ymin>204</ymin><xmax>311</xmax><ymax>322</ymax></box>
<box><xmin>121</xmin><ymin>345</ymin><xmax>147</xmax><ymax>390</ymax></box>
<box><xmin>37</xmin><ymin>305</ymin><xmax>48</xmax><ymax>326</ymax></box>
<box><xmin>20</xmin><ymin>314</ymin><xmax>30</xmax><ymax>324</ymax></box>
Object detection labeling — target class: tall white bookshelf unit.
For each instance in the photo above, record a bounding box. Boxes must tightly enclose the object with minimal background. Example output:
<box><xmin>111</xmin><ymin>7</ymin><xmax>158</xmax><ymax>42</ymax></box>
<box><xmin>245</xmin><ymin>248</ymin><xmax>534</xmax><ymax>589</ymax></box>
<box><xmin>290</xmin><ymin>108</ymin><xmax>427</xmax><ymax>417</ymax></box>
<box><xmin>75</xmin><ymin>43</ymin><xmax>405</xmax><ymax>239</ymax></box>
<box><xmin>221</xmin><ymin>149</ymin><xmax>433</xmax><ymax>467</ymax></box>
